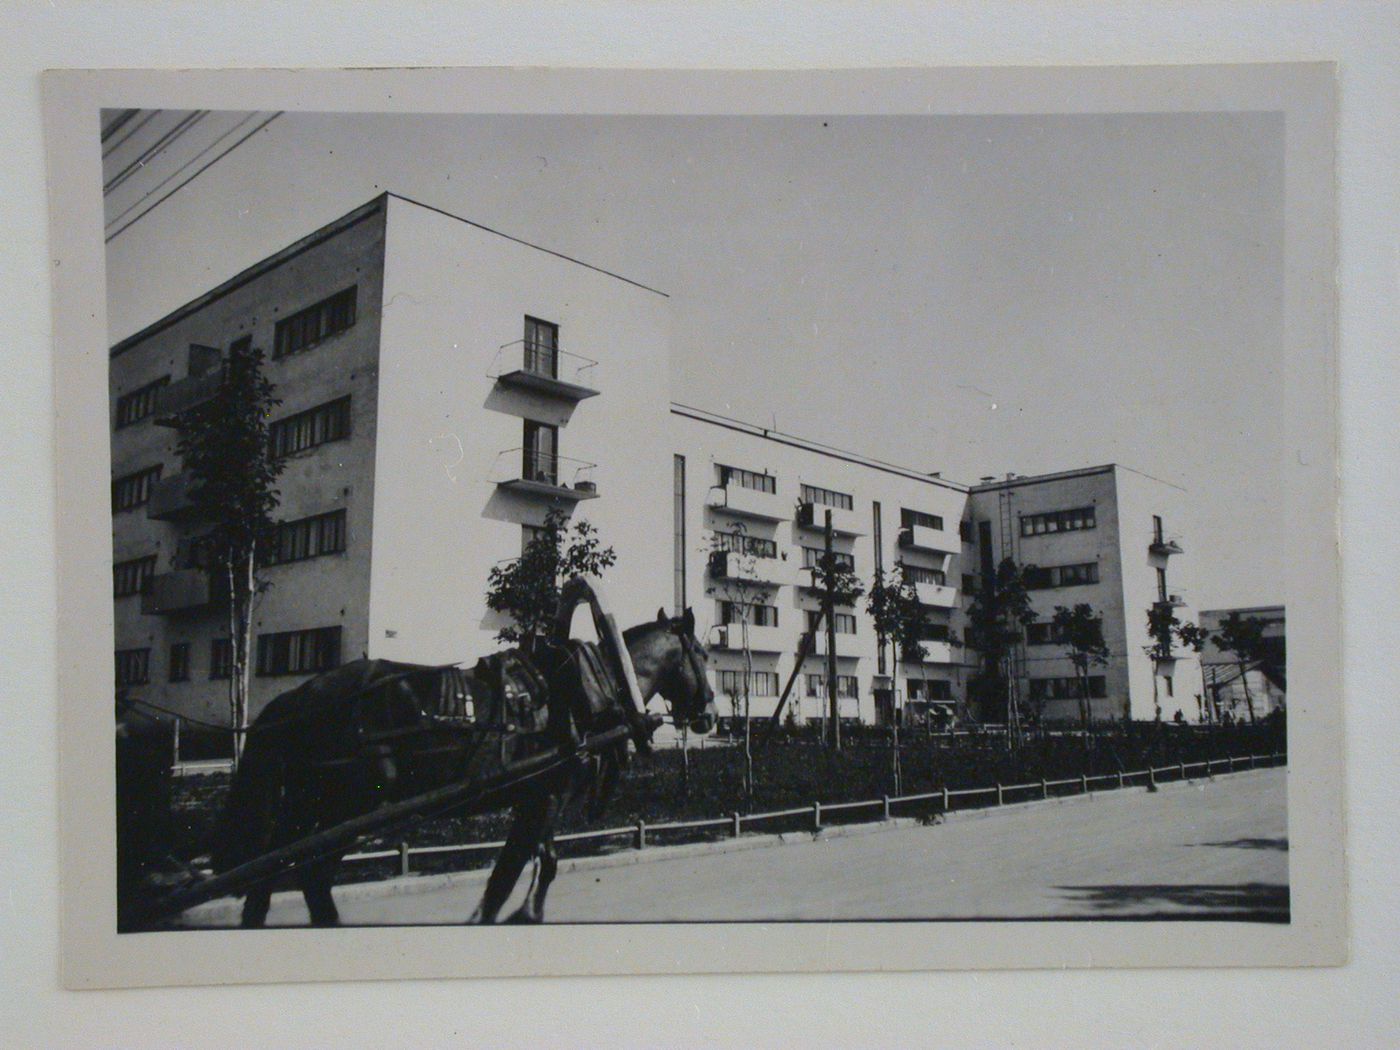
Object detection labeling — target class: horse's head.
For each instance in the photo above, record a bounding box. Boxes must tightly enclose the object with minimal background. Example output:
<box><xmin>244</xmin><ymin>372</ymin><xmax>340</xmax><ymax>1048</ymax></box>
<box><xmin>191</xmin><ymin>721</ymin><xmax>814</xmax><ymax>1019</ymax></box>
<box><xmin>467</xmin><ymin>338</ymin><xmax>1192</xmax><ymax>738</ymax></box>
<box><xmin>628</xmin><ymin>608</ymin><xmax>717</xmax><ymax>735</ymax></box>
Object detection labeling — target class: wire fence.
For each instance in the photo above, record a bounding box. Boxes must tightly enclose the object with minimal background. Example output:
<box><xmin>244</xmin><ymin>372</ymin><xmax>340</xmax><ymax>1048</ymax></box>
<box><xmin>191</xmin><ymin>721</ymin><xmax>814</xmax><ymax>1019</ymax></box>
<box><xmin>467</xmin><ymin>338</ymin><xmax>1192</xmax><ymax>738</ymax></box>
<box><xmin>343</xmin><ymin>750</ymin><xmax>1287</xmax><ymax>877</ymax></box>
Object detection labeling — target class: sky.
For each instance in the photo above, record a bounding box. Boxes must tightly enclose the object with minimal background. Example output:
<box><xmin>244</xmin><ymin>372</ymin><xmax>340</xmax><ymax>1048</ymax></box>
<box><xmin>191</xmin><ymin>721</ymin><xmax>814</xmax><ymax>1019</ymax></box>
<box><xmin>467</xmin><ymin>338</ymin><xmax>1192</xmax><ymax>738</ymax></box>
<box><xmin>104</xmin><ymin>110</ymin><xmax>1285</xmax><ymax>610</ymax></box>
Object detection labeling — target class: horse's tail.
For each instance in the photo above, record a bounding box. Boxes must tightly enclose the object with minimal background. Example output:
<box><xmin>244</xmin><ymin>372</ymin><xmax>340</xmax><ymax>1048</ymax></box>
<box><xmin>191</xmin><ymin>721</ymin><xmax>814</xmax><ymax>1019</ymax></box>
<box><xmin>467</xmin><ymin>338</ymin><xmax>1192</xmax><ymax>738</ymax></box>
<box><xmin>211</xmin><ymin>726</ymin><xmax>284</xmax><ymax>874</ymax></box>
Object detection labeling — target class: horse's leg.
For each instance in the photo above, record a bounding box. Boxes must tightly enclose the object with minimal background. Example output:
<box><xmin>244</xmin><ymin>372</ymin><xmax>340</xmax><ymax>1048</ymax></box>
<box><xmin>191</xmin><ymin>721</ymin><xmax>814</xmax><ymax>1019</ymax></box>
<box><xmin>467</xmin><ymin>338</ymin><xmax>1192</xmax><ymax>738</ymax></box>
<box><xmin>507</xmin><ymin>791</ymin><xmax>566</xmax><ymax>924</ymax></box>
<box><xmin>297</xmin><ymin>856</ymin><xmax>341</xmax><ymax>927</ymax></box>
<box><xmin>240</xmin><ymin>884</ymin><xmax>273</xmax><ymax>928</ymax></box>
<box><xmin>470</xmin><ymin>794</ymin><xmax>547</xmax><ymax>924</ymax></box>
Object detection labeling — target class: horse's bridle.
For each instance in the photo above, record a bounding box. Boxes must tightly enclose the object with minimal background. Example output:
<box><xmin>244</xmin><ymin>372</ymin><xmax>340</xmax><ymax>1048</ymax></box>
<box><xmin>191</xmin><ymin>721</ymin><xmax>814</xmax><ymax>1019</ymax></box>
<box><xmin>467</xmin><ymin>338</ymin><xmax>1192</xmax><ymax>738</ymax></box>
<box><xmin>670</xmin><ymin>622</ymin><xmax>715</xmax><ymax>729</ymax></box>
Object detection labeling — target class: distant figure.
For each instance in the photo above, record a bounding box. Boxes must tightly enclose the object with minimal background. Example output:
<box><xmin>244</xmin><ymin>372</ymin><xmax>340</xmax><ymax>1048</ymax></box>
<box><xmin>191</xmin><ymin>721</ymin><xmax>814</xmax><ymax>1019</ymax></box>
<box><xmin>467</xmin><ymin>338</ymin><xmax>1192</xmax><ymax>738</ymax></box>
<box><xmin>1173</xmin><ymin>709</ymin><xmax>1185</xmax><ymax>725</ymax></box>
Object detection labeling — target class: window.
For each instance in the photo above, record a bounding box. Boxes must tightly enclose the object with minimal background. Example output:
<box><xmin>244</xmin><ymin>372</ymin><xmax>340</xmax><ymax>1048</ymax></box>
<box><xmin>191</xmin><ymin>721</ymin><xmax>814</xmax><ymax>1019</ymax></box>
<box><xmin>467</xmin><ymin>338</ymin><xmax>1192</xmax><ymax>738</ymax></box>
<box><xmin>719</xmin><ymin>600</ymin><xmax>779</xmax><ymax>628</ymax></box>
<box><xmin>209</xmin><ymin>638</ymin><xmax>233</xmax><ymax>680</ymax></box>
<box><xmin>805</xmin><ymin>673</ymin><xmax>858</xmax><ymax>698</ymax></box>
<box><xmin>903</xmin><ymin>564</ymin><xmax>945</xmax><ymax>586</ymax></box>
<box><xmin>115</xmin><ymin>648</ymin><xmax>150</xmax><ymax>687</ymax></box>
<box><xmin>168</xmin><ymin>642</ymin><xmax>190</xmax><ymax>682</ymax></box>
<box><xmin>114</xmin><ymin>376</ymin><xmax>170</xmax><ymax>428</ymax></box>
<box><xmin>908</xmin><ymin>679</ymin><xmax>952</xmax><ymax>701</ymax></box>
<box><xmin>273</xmin><ymin>286</ymin><xmax>357</xmax><ymax>358</ymax></box>
<box><xmin>111</xmin><ymin>465</ymin><xmax>162</xmax><ymax>513</ymax></box>
<box><xmin>673</xmin><ymin>455</ymin><xmax>686</xmax><ymax>614</ymax></box>
<box><xmin>961</xmin><ymin>573</ymin><xmax>979</xmax><ymax>594</ymax></box>
<box><xmin>1028</xmin><ymin>676</ymin><xmax>1107</xmax><ymax>701</ymax></box>
<box><xmin>522</xmin><ymin>420</ymin><xmax>559</xmax><ymax>484</ymax></box>
<box><xmin>713</xmin><ymin>531</ymin><xmax>778</xmax><ymax>559</ymax></box>
<box><xmin>1157</xmin><ymin>567</ymin><xmax>1168</xmax><ymax>602</ymax></box>
<box><xmin>1164</xmin><ymin>675</ymin><xmax>1174</xmax><ymax>697</ymax></box>
<box><xmin>256</xmin><ymin>626</ymin><xmax>343</xmax><ymax>677</ymax></box>
<box><xmin>801</xmin><ymin>483</ymin><xmax>853</xmax><ymax>511</ymax></box>
<box><xmin>959</xmin><ymin>521</ymin><xmax>974</xmax><ymax>542</ymax></box>
<box><xmin>1153</xmin><ymin>514</ymin><xmax>1164</xmax><ymax>544</ymax></box>
<box><xmin>113</xmin><ymin>555</ymin><xmax>157</xmax><ymax>597</ymax></box>
<box><xmin>269</xmin><ymin>397</ymin><xmax>351</xmax><ymax>457</ymax></box>
<box><xmin>1025</xmin><ymin>562</ymin><xmax>1100</xmax><ymax>589</ymax></box>
<box><xmin>916</xmin><ymin>622</ymin><xmax>950</xmax><ymax>642</ymax></box>
<box><xmin>718</xmin><ymin>464</ymin><xmax>776</xmax><ymax>494</ymax></box>
<box><xmin>522</xmin><ymin>524</ymin><xmax>547</xmax><ymax>555</ymax></box>
<box><xmin>716</xmin><ymin>670</ymin><xmax>779</xmax><ymax>697</ymax></box>
<box><xmin>523</xmin><ymin>316</ymin><xmax>559</xmax><ymax>377</ymax></box>
<box><xmin>264</xmin><ymin>509</ymin><xmax>347</xmax><ymax>566</ymax></box>
<box><xmin>1025</xmin><ymin>622</ymin><xmax>1070</xmax><ymax>646</ymax></box>
<box><xmin>900</xmin><ymin>508</ymin><xmax>944</xmax><ymax>531</ymax></box>
<box><xmin>801</xmin><ymin>546</ymin><xmax>854</xmax><ymax>571</ymax></box>
<box><xmin>1019</xmin><ymin>506</ymin><xmax>1097</xmax><ymax>537</ymax></box>
<box><xmin>808</xmin><ymin>610</ymin><xmax>856</xmax><ymax>635</ymax></box>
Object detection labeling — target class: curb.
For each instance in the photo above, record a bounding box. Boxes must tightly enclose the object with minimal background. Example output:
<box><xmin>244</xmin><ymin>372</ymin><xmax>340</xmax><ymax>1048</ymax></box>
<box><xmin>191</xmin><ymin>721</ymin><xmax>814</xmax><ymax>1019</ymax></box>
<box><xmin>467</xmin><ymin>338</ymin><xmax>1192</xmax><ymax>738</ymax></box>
<box><xmin>178</xmin><ymin>765</ymin><xmax>1283</xmax><ymax>925</ymax></box>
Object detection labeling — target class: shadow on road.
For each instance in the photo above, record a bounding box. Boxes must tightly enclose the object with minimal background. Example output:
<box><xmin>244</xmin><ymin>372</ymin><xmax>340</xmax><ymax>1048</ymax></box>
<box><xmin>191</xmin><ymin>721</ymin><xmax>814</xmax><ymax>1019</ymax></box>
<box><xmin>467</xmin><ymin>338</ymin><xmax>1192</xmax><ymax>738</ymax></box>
<box><xmin>1055</xmin><ymin>882</ymin><xmax>1290</xmax><ymax>921</ymax></box>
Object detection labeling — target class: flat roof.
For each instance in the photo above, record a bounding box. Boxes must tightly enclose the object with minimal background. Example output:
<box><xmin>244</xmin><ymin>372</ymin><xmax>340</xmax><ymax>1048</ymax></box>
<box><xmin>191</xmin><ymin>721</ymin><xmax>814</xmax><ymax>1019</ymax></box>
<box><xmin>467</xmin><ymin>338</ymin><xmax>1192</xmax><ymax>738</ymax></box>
<box><xmin>670</xmin><ymin>402</ymin><xmax>968</xmax><ymax>493</ymax></box>
<box><xmin>970</xmin><ymin>462</ymin><xmax>1186</xmax><ymax>494</ymax></box>
<box><xmin>111</xmin><ymin>191</ymin><xmax>666</xmax><ymax>357</ymax></box>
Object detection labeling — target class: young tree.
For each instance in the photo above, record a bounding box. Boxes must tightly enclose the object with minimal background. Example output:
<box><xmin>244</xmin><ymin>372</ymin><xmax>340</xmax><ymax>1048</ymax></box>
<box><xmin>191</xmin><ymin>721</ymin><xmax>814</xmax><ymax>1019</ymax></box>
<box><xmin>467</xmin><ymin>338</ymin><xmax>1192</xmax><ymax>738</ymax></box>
<box><xmin>1211</xmin><ymin>611</ymin><xmax>1268</xmax><ymax>724</ymax></box>
<box><xmin>807</xmin><ymin>539</ymin><xmax>865</xmax><ymax>750</ymax></box>
<box><xmin>1144</xmin><ymin>603</ymin><xmax>1178</xmax><ymax>722</ymax></box>
<box><xmin>704</xmin><ymin>521</ymin><xmax>768</xmax><ymax>797</ymax></box>
<box><xmin>1051</xmin><ymin>604</ymin><xmax>1110</xmax><ymax>738</ymax></box>
<box><xmin>866</xmin><ymin>560</ymin><xmax>929</xmax><ymax>793</ymax></box>
<box><xmin>964</xmin><ymin>557</ymin><xmax>1039</xmax><ymax>742</ymax></box>
<box><xmin>485</xmin><ymin>507</ymin><xmax>617</xmax><ymax>652</ymax></box>
<box><xmin>172</xmin><ymin>341</ymin><xmax>284</xmax><ymax>768</ymax></box>
<box><xmin>1173</xmin><ymin>621</ymin><xmax>1213</xmax><ymax>722</ymax></box>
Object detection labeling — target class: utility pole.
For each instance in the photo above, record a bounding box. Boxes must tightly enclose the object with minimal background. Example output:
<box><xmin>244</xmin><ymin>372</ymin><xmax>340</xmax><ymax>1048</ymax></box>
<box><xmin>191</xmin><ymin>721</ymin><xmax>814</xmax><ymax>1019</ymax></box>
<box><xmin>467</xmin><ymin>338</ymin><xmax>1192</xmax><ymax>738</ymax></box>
<box><xmin>825</xmin><ymin>508</ymin><xmax>841</xmax><ymax>751</ymax></box>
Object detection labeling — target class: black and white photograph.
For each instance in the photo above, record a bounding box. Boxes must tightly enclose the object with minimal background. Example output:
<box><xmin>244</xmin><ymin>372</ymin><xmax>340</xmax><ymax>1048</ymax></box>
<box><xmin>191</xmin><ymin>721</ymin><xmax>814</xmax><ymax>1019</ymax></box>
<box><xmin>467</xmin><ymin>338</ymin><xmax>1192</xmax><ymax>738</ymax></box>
<box><xmin>41</xmin><ymin>63</ymin><xmax>1343</xmax><ymax>988</ymax></box>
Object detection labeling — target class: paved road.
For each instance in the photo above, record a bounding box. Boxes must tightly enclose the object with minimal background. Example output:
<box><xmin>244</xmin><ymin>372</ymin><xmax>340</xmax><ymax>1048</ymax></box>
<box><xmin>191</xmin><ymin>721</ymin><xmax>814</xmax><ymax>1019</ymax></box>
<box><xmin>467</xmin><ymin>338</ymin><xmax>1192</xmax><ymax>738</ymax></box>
<box><xmin>190</xmin><ymin>769</ymin><xmax>1288</xmax><ymax>925</ymax></box>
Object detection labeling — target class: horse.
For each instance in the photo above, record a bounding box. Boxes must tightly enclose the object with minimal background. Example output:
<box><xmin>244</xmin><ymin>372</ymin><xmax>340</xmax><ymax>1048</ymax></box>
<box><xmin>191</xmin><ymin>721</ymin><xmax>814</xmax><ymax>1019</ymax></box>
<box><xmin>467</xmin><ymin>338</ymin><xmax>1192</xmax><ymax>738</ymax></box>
<box><xmin>213</xmin><ymin>607</ymin><xmax>715</xmax><ymax>928</ymax></box>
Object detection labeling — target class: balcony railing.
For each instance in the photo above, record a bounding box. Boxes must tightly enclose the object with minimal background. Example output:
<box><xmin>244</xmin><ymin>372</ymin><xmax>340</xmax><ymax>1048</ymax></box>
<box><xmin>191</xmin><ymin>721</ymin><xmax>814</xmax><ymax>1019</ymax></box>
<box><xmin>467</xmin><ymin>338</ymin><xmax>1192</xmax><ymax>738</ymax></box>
<box><xmin>711</xmin><ymin>623</ymin><xmax>786</xmax><ymax>653</ymax></box>
<box><xmin>493</xmin><ymin>449</ymin><xmax>599</xmax><ymax>501</ymax></box>
<box><xmin>797</xmin><ymin>501</ymin><xmax>865</xmax><ymax>536</ymax></box>
<box><xmin>142</xmin><ymin>569</ymin><xmax>222</xmax><ymax>615</ymax></box>
<box><xmin>146</xmin><ymin>472</ymin><xmax>209</xmax><ymax>522</ymax></box>
<box><xmin>153</xmin><ymin>368</ymin><xmax>224</xmax><ymax>425</ymax></box>
<box><xmin>1154</xmin><ymin>592</ymin><xmax>1188</xmax><ymax>609</ymax></box>
<box><xmin>705</xmin><ymin>484</ymin><xmax>789</xmax><ymax>522</ymax></box>
<box><xmin>812</xmin><ymin>631</ymin><xmax>863</xmax><ymax>660</ymax></box>
<box><xmin>913</xmin><ymin>581</ymin><xmax>959</xmax><ymax>608</ymax></box>
<box><xmin>1149</xmin><ymin>537</ymin><xmax>1185</xmax><ymax>557</ymax></box>
<box><xmin>708</xmin><ymin>550</ymin><xmax>798</xmax><ymax>587</ymax></box>
<box><xmin>489</xmin><ymin>341</ymin><xmax>600</xmax><ymax>402</ymax></box>
<box><xmin>909</xmin><ymin>640</ymin><xmax>958</xmax><ymax>664</ymax></box>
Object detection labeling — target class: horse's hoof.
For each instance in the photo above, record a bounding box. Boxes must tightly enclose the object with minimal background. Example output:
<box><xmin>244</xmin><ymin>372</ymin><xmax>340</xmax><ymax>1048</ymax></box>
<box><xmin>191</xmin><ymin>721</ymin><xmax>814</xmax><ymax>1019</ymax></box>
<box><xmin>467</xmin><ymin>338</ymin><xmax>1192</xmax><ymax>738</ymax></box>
<box><xmin>504</xmin><ymin>908</ymin><xmax>541</xmax><ymax>925</ymax></box>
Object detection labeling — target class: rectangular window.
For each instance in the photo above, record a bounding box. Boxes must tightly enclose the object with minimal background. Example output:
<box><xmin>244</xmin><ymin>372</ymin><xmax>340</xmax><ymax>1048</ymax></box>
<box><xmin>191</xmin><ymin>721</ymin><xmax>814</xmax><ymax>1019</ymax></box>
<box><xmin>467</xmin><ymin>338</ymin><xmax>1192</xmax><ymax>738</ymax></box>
<box><xmin>903</xmin><ymin>564</ymin><xmax>946</xmax><ymax>586</ymax></box>
<box><xmin>717</xmin><ymin>464</ymin><xmax>776</xmax><ymax>495</ymax></box>
<box><xmin>114</xmin><ymin>376</ymin><xmax>170</xmax><ymax>428</ymax></box>
<box><xmin>113</xmin><ymin>554</ymin><xmax>158</xmax><ymax>597</ymax></box>
<box><xmin>804</xmin><ymin>673</ymin><xmax>856</xmax><ymax>698</ymax></box>
<box><xmin>719</xmin><ymin>600</ymin><xmax>780</xmax><ymax>628</ymax></box>
<box><xmin>168</xmin><ymin>642</ymin><xmax>190</xmax><ymax>682</ymax></box>
<box><xmin>808</xmin><ymin>610</ymin><xmax>856</xmax><ymax>635</ymax></box>
<box><xmin>523</xmin><ymin>316</ymin><xmax>559</xmax><ymax>378</ymax></box>
<box><xmin>256</xmin><ymin>626</ymin><xmax>343</xmax><ymax>677</ymax></box>
<box><xmin>959</xmin><ymin>520</ymin><xmax>974</xmax><ymax>542</ymax></box>
<box><xmin>716</xmin><ymin>670</ymin><xmax>779</xmax><ymax>697</ymax></box>
<box><xmin>1164</xmin><ymin>675</ymin><xmax>1174</xmax><ymax>697</ymax></box>
<box><xmin>1020</xmin><ymin>506</ymin><xmax>1097</xmax><ymax>537</ymax></box>
<box><xmin>1028</xmin><ymin>675</ymin><xmax>1108</xmax><ymax>701</ymax></box>
<box><xmin>522</xmin><ymin>419</ymin><xmax>559</xmax><ymax>485</ymax></box>
<box><xmin>273</xmin><ymin>286</ymin><xmax>357</xmax><ymax>359</ymax></box>
<box><xmin>900</xmin><ymin>508</ymin><xmax>944</xmax><ymax>531</ymax></box>
<box><xmin>111</xmin><ymin>465</ymin><xmax>163</xmax><ymax>513</ymax></box>
<box><xmin>801</xmin><ymin>546</ymin><xmax>854</xmax><ymax>571</ymax></box>
<box><xmin>1153</xmin><ymin>514</ymin><xmax>1164</xmax><ymax>544</ymax></box>
<box><xmin>523</xmin><ymin>523</ymin><xmax>547</xmax><ymax>555</ymax></box>
<box><xmin>713</xmin><ymin>531</ymin><xmax>778</xmax><ymax>559</ymax></box>
<box><xmin>1157</xmin><ymin>567</ymin><xmax>1168</xmax><ymax>602</ymax></box>
<box><xmin>800</xmin><ymin>483</ymin><xmax>854</xmax><ymax>511</ymax></box>
<box><xmin>916</xmin><ymin>621</ymin><xmax>950</xmax><ymax>642</ymax></box>
<box><xmin>269</xmin><ymin>396</ymin><xmax>351</xmax><ymax>457</ymax></box>
<box><xmin>673</xmin><ymin>455</ymin><xmax>686</xmax><ymax>615</ymax></box>
<box><xmin>114</xmin><ymin>648</ymin><xmax>150</xmax><ymax>687</ymax></box>
<box><xmin>908</xmin><ymin>679</ymin><xmax>952</xmax><ymax>702</ymax></box>
<box><xmin>1025</xmin><ymin>622</ymin><xmax>1071</xmax><ymax>646</ymax></box>
<box><xmin>209</xmin><ymin>638</ymin><xmax>233</xmax><ymax>680</ymax></box>
<box><xmin>264</xmin><ymin>509</ymin><xmax>347</xmax><ymax>566</ymax></box>
<box><xmin>1025</xmin><ymin>562</ymin><xmax>1100</xmax><ymax>589</ymax></box>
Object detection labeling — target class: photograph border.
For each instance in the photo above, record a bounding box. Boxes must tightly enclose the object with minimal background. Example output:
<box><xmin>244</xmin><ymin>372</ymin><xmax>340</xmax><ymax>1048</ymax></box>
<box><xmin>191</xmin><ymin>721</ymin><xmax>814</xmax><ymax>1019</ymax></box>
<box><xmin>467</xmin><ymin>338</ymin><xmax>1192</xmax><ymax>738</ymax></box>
<box><xmin>44</xmin><ymin>62</ymin><xmax>1341</xmax><ymax>990</ymax></box>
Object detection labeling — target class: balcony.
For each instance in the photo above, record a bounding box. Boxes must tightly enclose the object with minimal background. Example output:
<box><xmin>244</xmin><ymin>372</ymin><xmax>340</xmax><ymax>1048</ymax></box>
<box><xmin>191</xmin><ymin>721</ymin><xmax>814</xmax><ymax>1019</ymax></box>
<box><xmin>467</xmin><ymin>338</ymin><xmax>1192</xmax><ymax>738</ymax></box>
<box><xmin>142</xmin><ymin>569</ymin><xmax>221</xmax><ymax>615</ymax></box>
<box><xmin>494</xmin><ymin>449</ymin><xmax>599</xmax><ymax>502</ymax></box>
<box><xmin>1149</xmin><ymin>537</ymin><xmax>1185</xmax><ymax>557</ymax></box>
<box><xmin>706</xmin><ymin>484</ymin><xmax>789</xmax><ymax>523</ymax></box>
<box><xmin>708</xmin><ymin>550</ymin><xmax>799</xmax><ymax>587</ymax></box>
<box><xmin>1154</xmin><ymin>593</ymin><xmax>1187</xmax><ymax>609</ymax></box>
<box><xmin>899</xmin><ymin>524</ymin><xmax>959</xmax><ymax>556</ymax></box>
<box><xmin>489</xmin><ymin>341</ymin><xmax>599</xmax><ymax>402</ymax></box>
<box><xmin>711</xmin><ymin>623</ymin><xmax>786</xmax><ymax>653</ymax></box>
<box><xmin>146</xmin><ymin>472</ymin><xmax>209</xmax><ymax>522</ymax></box>
<box><xmin>913</xmin><ymin>581</ymin><xmax>959</xmax><ymax>608</ymax></box>
<box><xmin>153</xmin><ymin>369</ymin><xmax>224</xmax><ymax>425</ymax></box>
<box><xmin>812</xmin><ymin>631</ymin><xmax>863</xmax><ymax>660</ymax></box>
<box><xmin>797</xmin><ymin>501</ymin><xmax>865</xmax><ymax>536</ymax></box>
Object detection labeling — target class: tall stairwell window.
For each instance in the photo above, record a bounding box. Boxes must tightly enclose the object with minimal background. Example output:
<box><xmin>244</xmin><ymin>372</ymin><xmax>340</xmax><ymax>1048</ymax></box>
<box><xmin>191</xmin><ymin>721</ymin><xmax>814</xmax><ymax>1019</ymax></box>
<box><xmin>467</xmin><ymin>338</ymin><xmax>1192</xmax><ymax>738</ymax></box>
<box><xmin>522</xmin><ymin>420</ymin><xmax>559</xmax><ymax>486</ymax></box>
<box><xmin>524</xmin><ymin>316</ymin><xmax>559</xmax><ymax>378</ymax></box>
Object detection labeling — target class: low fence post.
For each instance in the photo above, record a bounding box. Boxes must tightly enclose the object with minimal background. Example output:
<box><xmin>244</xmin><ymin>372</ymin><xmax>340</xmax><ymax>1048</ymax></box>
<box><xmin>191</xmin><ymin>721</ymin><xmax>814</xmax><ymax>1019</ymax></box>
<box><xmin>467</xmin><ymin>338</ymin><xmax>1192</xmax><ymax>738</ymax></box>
<box><xmin>1040</xmin><ymin>778</ymin><xmax>1048</xmax><ymax>800</ymax></box>
<box><xmin>942</xmin><ymin>784</ymin><xmax>950</xmax><ymax>813</ymax></box>
<box><xmin>1080</xmin><ymin>773</ymin><xmax>1088</xmax><ymax>795</ymax></box>
<box><xmin>1117</xmin><ymin>770</ymin><xmax>1124</xmax><ymax>789</ymax></box>
<box><xmin>1148</xmin><ymin>766</ymin><xmax>1156</xmax><ymax>788</ymax></box>
<box><xmin>813</xmin><ymin>801</ymin><xmax>823</xmax><ymax>831</ymax></box>
<box><xmin>882</xmin><ymin>795</ymin><xmax>891</xmax><ymax>821</ymax></box>
<box><xmin>731</xmin><ymin>811</ymin><xmax>741</xmax><ymax>838</ymax></box>
<box><xmin>1179</xmin><ymin>761</ymin><xmax>1186</xmax><ymax>781</ymax></box>
<box><xmin>398</xmin><ymin>841</ymin><xmax>411</xmax><ymax>877</ymax></box>
<box><xmin>634</xmin><ymin>819</ymin><xmax>646</xmax><ymax>850</ymax></box>
<box><xmin>1228</xmin><ymin>755</ymin><xmax>1236</xmax><ymax>772</ymax></box>
<box><xmin>1248</xmin><ymin>753</ymin><xmax>1256</xmax><ymax>770</ymax></box>
<box><xmin>996</xmin><ymin>783</ymin><xmax>1004</xmax><ymax>806</ymax></box>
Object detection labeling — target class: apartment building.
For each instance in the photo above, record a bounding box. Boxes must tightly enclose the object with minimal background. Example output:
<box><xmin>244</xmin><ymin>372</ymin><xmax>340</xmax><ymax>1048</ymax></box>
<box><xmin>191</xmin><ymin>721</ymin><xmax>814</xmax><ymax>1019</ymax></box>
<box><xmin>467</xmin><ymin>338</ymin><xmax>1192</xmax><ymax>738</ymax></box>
<box><xmin>967</xmin><ymin>466</ymin><xmax>1203</xmax><ymax>723</ymax></box>
<box><xmin>670</xmin><ymin>405</ymin><xmax>973</xmax><ymax>729</ymax></box>
<box><xmin>1198</xmin><ymin>605</ymin><xmax>1286</xmax><ymax>720</ymax></box>
<box><xmin>109</xmin><ymin>193</ymin><xmax>671</xmax><ymax>735</ymax></box>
